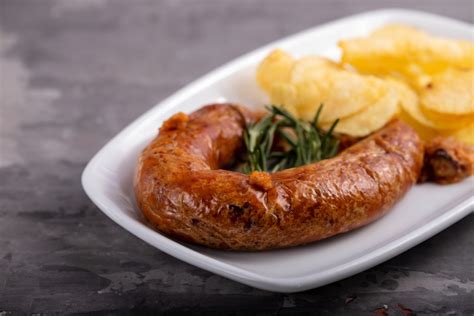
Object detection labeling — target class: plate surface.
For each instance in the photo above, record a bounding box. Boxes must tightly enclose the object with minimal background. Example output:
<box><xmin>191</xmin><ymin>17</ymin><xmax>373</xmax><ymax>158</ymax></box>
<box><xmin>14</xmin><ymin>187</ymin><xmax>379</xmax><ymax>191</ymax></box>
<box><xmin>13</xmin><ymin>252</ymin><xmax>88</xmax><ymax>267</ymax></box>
<box><xmin>82</xmin><ymin>9</ymin><xmax>474</xmax><ymax>293</ymax></box>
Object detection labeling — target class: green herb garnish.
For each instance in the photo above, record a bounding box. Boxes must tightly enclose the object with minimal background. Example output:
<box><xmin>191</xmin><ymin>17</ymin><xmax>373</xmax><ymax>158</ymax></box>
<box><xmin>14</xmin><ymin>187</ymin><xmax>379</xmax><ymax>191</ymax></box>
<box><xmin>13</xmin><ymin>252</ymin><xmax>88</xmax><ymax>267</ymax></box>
<box><xmin>242</xmin><ymin>104</ymin><xmax>339</xmax><ymax>173</ymax></box>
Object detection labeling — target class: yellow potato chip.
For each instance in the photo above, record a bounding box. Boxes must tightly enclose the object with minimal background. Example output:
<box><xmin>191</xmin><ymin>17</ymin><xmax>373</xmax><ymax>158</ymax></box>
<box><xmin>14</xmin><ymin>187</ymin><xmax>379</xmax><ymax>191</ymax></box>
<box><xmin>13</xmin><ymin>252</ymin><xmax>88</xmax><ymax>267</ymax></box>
<box><xmin>268</xmin><ymin>83</ymin><xmax>299</xmax><ymax>117</ymax></box>
<box><xmin>256</xmin><ymin>49</ymin><xmax>294</xmax><ymax>93</ymax></box>
<box><xmin>291</xmin><ymin>72</ymin><xmax>387</xmax><ymax>124</ymax></box>
<box><xmin>391</xmin><ymin>77</ymin><xmax>472</xmax><ymax>130</ymax></box>
<box><xmin>420</xmin><ymin>68</ymin><xmax>474</xmax><ymax>115</ymax></box>
<box><xmin>256</xmin><ymin>31</ymin><xmax>473</xmax><ymax>140</ymax></box>
<box><xmin>385</xmin><ymin>78</ymin><xmax>418</xmax><ymax>112</ymax></box>
<box><xmin>397</xmin><ymin>110</ymin><xmax>439</xmax><ymax>141</ymax></box>
<box><xmin>290</xmin><ymin>56</ymin><xmax>340</xmax><ymax>83</ymax></box>
<box><xmin>339</xmin><ymin>24</ymin><xmax>474</xmax><ymax>78</ymax></box>
<box><xmin>448</xmin><ymin>121</ymin><xmax>474</xmax><ymax>145</ymax></box>
<box><xmin>321</xmin><ymin>87</ymin><xmax>399</xmax><ymax>137</ymax></box>
<box><xmin>400</xmin><ymin>99</ymin><xmax>470</xmax><ymax>130</ymax></box>
<box><xmin>256</xmin><ymin>49</ymin><xmax>390</xmax><ymax>125</ymax></box>
<box><xmin>421</xmin><ymin>106</ymin><xmax>474</xmax><ymax>123</ymax></box>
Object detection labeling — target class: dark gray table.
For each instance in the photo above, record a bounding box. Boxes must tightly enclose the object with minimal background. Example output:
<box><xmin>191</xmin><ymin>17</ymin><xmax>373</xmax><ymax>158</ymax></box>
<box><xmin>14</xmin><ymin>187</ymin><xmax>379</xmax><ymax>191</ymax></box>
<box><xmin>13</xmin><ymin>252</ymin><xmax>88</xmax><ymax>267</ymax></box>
<box><xmin>1</xmin><ymin>0</ymin><xmax>472</xmax><ymax>314</ymax></box>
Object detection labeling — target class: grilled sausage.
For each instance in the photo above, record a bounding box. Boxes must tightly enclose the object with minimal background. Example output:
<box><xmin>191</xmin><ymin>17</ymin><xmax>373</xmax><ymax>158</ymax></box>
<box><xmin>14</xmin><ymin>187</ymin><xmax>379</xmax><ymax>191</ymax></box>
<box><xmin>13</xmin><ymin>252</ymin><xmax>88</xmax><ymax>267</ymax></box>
<box><xmin>134</xmin><ymin>104</ymin><xmax>424</xmax><ymax>250</ymax></box>
<box><xmin>419</xmin><ymin>136</ymin><xmax>474</xmax><ymax>184</ymax></box>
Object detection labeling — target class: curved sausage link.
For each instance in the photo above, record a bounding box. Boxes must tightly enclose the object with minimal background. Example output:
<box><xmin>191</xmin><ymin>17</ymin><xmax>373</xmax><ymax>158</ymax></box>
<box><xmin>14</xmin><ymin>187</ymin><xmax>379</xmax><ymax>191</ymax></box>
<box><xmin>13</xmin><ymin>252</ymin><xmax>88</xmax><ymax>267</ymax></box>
<box><xmin>135</xmin><ymin>104</ymin><xmax>424</xmax><ymax>250</ymax></box>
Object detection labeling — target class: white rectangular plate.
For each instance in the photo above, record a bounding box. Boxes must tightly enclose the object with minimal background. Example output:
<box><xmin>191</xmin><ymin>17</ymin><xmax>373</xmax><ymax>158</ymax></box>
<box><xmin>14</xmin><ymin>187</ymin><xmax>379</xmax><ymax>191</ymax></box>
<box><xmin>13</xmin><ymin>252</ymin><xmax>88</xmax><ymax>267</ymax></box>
<box><xmin>82</xmin><ymin>9</ymin><xmax>474</xmax><ymax>293</ymax></box>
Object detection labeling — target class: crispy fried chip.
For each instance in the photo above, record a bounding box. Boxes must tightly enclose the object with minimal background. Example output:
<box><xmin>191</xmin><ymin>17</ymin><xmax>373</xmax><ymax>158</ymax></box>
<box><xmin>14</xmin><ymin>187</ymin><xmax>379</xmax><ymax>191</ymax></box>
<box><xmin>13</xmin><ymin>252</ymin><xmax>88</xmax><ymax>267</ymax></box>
<box><xmin>321</xmin><ymin>87</ymin><xmax>399</xmax><ymax>137</ymax></box>
<box><xmin>268</xmin><ymin>83</ymin><xmax>299</xmax><ymax>117</ymax></box>
<box><xmin>287</xmin><ymin>55</ymin><xmax>387</xmax><ymax>123</ymax></box>
<box><xmin>420</xmin><ymin>68</ymin><xmax>474</xmax><ymax>115</ymax></box>
<box><xmin>422</xmin><ymin>107</ymin><xmax>474</xmax><ymax>125</ymax></box>
<box><xmin>390</xmin><ymin>77</ymin><xmax>472</xmax><ymax>130</ymax></box>
<box><xmin>256</xmin><ymin>25</ymin><xmax>474</xmax><ymax>144</ymax></box>
<box><xmin>400</xmin><ymin>97</ymin><xmax>471</xmax><ymax>130</ymax></box>
<box><xmin>290</xmin><ymin>56</ymin><xmax>340</xmax><ymax>83</ymax></box>
<box><xmin>289</xmin><ymin>74</ymin><xmax>387</xmax><ymax>124</ymax></box>
<box><xmin>385</xmin><ymin>78</ymin><xmax>418</xmax><ymax>112</ymax></box>
<box><xmin>258</xmin><ymin>49</ymin><xmax>399</xmax><ymax>135</ymax></box>
<box><xmin>339</xmin><ymin>24</ymin><xmax>474</xmax><ymax>79</ymax></box>
<box><xmin>256</xmin><ymin>49</ymin><xmax>294</xmax><ymax>93</ymax></box>
<box><xmin>398</xmin><ymin>110</ymin><xmax>439</xmax><ymax>141</ymax></box>
<box><xmin>448</xmin><ymin>122</ymin><xmax>474</xmax><ymax>146</ymax></box>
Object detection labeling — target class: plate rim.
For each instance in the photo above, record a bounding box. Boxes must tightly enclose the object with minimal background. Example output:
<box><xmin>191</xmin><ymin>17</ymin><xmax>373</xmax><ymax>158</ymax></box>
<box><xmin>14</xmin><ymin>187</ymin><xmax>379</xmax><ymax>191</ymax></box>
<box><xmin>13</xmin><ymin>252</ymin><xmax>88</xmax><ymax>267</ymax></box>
<box><xmin>82</xmin><ymin>8</ymin><xmax>474</xmax><ymax>292</ymax></box>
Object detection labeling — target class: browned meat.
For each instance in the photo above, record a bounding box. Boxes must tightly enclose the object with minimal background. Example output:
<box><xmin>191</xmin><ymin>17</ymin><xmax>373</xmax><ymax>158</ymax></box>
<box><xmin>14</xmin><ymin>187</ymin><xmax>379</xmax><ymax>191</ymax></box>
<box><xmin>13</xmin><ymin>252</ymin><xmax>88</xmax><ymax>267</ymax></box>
<box><xmin>335</xmin><ymin>133</ymin><xmax>361</xmax><ymax>151</ymax></box>
<box><xmin>419</xmin><ymin>136</ymin><xmax>474</xmax><ymax>184</ymax></box>
<box><xmin>134</xmin><ymin>104</ymin><xmax>424</xmax><ymax>251</ymax></box>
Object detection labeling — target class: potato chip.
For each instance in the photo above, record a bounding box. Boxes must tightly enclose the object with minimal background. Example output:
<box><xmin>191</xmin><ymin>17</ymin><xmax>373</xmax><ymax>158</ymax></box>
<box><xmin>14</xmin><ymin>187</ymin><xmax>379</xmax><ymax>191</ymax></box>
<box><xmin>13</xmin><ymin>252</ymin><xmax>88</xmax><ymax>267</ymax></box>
<box><xmin>321</xmin><ymin>87</ymin><xmax>399</xmax><ymax>137</ymax></box>
<box><xmin>384</xmin><ymin>78</ymin><xmax>442</xmax><ymax>140</ymax></box>
<box><xmin>256</xmin><ymin>49</ymin><xmax>391</xmax><ymax>127</ymax></box>
<box><xmin>256</xmin><ymin>49</ymin><xmax>294</xmax><ymax>93</ymax></box>
<box><xmin>256</xmin><ymin>26</ymin><xmax>474</xmax><ymax>144</ymax></box>
<box><xmin>290</xmin><ymin>74</ymin><xmax>387</xmax><ymax>124</ymax></box>
<box><xmin>390</xmin><ymin>76</ymin><xmax>472</xmax><ymax>130</ymax></box>
<box><xmin>269</xmin><ymin>83</ymin><xmax>299</xmax><ymax>116</ymax></box>
<box><xmin>448</xmin><ymin>122</ymin><xmax>474</xmax><ymax>145</ymax></box>
<box><xmin>290</xmin><ymin>56</ymin><xmax>340</xmax><ymax>83</ymax></box>
<box><xmin>387</xmin><ymin>78</ymin><xmax>438</xmax><ymax>129</ymax></box>
<box><xmin>385</xmin><ymin>78</ymin><xmax>418</xmax><ymax>112</ymax></box>
<box><xmin>397</xmin><ymin>110</ymin><xmax>439</xmax><ymax>141</ymax></box>
<box><xmin>300</xmin><ymin>74</ymin><xmax>385</xmax><ymax>122</ymax></box>
<box><xmin>420</xmin><ymin>68</ymin><xmax>474</xmax><ymax>115</ymax></box>
<box><xmin>421</xmin><ymin>106</ymin><xmax>474</xmax><ymax>123</ymax></box>
<box><xmin>339</xmin><ymin>24</ymin><xmax>474</xmax><ymax>77</ymax></box>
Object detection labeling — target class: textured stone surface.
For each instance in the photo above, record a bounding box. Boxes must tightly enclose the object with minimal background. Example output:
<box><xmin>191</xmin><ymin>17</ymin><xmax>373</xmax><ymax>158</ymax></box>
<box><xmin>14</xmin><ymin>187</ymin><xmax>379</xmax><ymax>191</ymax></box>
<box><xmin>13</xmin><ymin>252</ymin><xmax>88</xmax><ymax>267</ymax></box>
<box><xmin>0</xmin><ymin>0</ymin><xmax>472</xmax><ymax>314</ymax></box>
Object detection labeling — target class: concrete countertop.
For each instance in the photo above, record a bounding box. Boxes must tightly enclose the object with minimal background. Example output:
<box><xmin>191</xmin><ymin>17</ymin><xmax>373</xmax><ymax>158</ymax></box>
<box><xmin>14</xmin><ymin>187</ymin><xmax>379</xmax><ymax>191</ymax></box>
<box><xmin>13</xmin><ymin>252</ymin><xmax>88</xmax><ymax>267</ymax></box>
<box><xmin>0</xmin><ymin>0</ymin><xmax>472</xmax><ymax>314</ymax></box>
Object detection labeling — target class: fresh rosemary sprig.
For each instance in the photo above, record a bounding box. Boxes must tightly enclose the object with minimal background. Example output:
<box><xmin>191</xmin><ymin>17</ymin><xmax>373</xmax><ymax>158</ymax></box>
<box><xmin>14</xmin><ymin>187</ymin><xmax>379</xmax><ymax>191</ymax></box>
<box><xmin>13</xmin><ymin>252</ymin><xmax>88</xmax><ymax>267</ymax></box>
<box><xmin>242</xmin><ymin>104</ymin><xmax>340</xmax><ymax>173</ymax></box>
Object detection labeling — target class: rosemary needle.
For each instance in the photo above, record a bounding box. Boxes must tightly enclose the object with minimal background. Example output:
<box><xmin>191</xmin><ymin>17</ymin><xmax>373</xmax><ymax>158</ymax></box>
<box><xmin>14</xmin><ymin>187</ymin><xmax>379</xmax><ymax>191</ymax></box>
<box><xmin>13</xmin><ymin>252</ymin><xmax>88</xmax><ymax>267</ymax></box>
<box><xmin>242</xmin><ymin>104</ymin><xmax>340</xmax><ymax>173</ymax></box>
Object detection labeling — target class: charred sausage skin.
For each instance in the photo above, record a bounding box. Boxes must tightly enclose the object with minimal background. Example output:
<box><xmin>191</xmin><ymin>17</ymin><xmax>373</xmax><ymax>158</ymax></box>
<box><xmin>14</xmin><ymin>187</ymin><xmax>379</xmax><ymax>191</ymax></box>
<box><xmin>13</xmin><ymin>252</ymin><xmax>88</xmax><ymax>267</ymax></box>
<box><xmin>134</xmin><ymin>104</ymin><xmax>424</xmax><ymax>250</ymax></box>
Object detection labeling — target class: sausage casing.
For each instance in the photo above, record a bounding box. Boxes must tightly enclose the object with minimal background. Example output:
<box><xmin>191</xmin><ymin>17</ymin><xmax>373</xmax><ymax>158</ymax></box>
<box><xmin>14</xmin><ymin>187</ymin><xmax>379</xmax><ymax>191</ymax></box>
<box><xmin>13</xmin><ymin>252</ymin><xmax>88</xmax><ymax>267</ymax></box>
<box><xmin>134</xmin><ymin>104</ymin><xmax>424</xmax><ymax>250</ymax></box>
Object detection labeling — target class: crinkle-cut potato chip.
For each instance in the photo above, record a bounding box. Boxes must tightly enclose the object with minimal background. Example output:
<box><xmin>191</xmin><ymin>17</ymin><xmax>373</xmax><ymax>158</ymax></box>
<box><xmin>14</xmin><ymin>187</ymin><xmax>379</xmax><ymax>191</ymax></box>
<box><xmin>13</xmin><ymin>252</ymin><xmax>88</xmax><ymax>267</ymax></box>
<box><xmin>269</xmin><ymin>83</ymin><xmax>299</xmax><ymax>117</ymax></box>
<box><xmin>339</xmin><ymin>24</ymin><xmax>474</xmax><ymax>78</ymax></box>
<box><xmin>389</xmin><ymin>75</ymin><xmax>473</xmax><ymax>130</ymax></box>
<box><xmin>258</xmin><ymin>49</ymin><xmax>394</xmax><ymax>127</ymax></box>
<box><xmin>387</xmin><ymin>78</ymin><xmax>443</xmax><ymax>140</ymax></box>
<box><xmin>289</xmin><ymin>71</ymin><xmax>387</xmax><ymax>124</ymax></box>
<box><xmin>421</xmin><ymin>106</ymin><xmax>474</xmax><ymax>125</ymax></box>
<box><xmin>321</xmin><ymin>87</ymin><xmax>399</xmax><ymax>137</ymax></box>
<box><xmin>385</xmin><ymin>78</ymin><xmax>418</xmax><ymax>112</ymax></box>
<box><xmin>256</xmin><ymin>49</ymin><xmax>294</xmax><ymax>93</ymax></box>
<box><xmin>448</xmin><ymin>122</ymin><xmax>474</xmax><ymax>146</ymax></box>
<box><xmin>398</xmin><ymin>110</ymin><xmax>439</xmax><ymax>141</ymax></box>
<box><xmin>399</xmin><ymin>92</ymin><xmax>471</xmax><ymax>130</ymax></box>
<box><xmin>290</xmin><ymin>56</ymin><xmax>340</xmax><ymax>83</ymax></box>
<box><xmin>420</xmin><ymin>68</ymin><xmax>474</xmax><ymax>115</ymax></box>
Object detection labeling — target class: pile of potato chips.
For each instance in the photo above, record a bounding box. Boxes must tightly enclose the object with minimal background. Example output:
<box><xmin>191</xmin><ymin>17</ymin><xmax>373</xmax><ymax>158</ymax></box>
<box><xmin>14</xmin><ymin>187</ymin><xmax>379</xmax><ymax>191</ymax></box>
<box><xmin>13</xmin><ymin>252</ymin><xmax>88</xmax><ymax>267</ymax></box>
<box><xmin>256</xmin><ymin>25</ymin><xmax>474</xmax><ymax>144</ymax></box>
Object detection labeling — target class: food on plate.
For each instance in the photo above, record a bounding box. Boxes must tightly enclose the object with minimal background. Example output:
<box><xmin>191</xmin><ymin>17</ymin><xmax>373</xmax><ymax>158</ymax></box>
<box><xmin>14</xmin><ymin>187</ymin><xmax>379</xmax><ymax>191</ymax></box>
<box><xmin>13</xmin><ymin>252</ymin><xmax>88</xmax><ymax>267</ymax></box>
<box><xmin>420</xmin><ymin>136</ymin><xmax>474</xmax><ymax>184</ymax></box>
<box><xmin>447</xmin><ymin>122</ymin><xmax>474</xmax><ymax>146</ymax></box>
<box><xmin>257</xmin><ymin>52</ymin><xmax>395</xmax><ymax>135</ymax></box>
<box><xmin>419</xmin><ymin>68</ymin><xmax>474</xmax><ymax>115</ymax></box>
<box><xmin>240</xmin><ymin>105</ymin><xmax>340</xmax><ymax>173</ymax></box>
<box><xmin>397</xmin><ymin>109</ymin><xmax>439</xmax><ymax>141</ymax></box>
<box><xmin>256</xmin><ymin>49</ymin><xmax>294</xmax><ymax>93</ymax></box>
<box><xmin>320</xmin><ymin>86</ymin><xmax>399</xmax><ymax>137</ymax></box>
<box><xmin>290</xmin><ymin>56</ymin><xmax>340</xmax><ymax>83</ymax></box>
<box><xmin>257</xmin><ymin>24</ymin><xmax>473</xmax><ymax>144</ymax></box>
<box><xmin>392</xmin><ymin>78</ymin><xmax>471</xmax><ymax>130</ymax></box>
<box><xmin>339</xmin><ymin>24</ymin><xmax>474</xmax><ymax>85</ymax></box>
<box><xmin>135</xmin><ymin>104</ymin><xmax>423</xmax><ymax>250</ymax></box>
<box><xmin>135</xmin><ymin>24</ymin><xmax>473</xmax><ymax>251</ymax></box>
<box><xmin>337</xmin><ymin>24</ymin><xmax>474</xmax><ymax>143</ymax></box>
